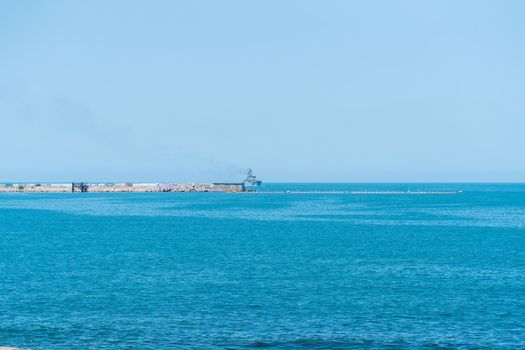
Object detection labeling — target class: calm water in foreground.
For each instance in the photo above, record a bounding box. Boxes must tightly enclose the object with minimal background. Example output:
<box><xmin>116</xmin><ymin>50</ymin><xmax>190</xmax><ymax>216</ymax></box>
<box><xmin>1</xmin><ymin>183</ymin><xmax>524</xmax><ymax>349</ymax></box>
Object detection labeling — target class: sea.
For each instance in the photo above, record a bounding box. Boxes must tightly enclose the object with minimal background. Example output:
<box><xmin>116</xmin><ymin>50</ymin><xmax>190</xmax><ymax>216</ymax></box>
<box><xmin>0</xmin><ymin>183</ymin><xmax>524</xmax><ymax>349</ymax></box>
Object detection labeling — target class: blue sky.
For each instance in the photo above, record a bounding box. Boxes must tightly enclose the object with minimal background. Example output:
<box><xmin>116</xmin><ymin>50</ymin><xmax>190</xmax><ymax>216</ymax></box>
<box><xmin>1</xmin><ymin>0</ymin><xmax>524</xmax><ymax>182</ymax></box>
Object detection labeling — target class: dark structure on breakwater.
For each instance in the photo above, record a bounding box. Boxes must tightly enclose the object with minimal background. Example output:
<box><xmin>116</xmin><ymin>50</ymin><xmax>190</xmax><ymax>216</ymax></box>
<box><xmin>72</xmin><ymin>182</ymin><xmax>89</xmax><ymax>192</ymax></box>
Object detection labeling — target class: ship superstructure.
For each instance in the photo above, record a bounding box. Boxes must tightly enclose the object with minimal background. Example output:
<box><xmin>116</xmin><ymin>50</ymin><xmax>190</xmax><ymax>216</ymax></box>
<box><xmin>243</xmin><ymin>168</ymin><xmax>262</xmax><ymax>187</ymax></box>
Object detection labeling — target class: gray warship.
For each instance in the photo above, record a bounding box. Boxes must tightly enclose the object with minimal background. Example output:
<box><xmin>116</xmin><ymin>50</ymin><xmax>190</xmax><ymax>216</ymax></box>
<box><xmin>243</xmin><ymin>168</ymin><xmax>262</xmax><ymax>187</ymax></box>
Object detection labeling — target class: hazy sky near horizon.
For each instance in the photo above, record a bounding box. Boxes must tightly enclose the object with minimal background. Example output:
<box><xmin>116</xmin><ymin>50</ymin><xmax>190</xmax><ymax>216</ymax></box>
<box><xmin>1</xmin><ymin>0</ymin><xmax>524</xmax><ymax>182</ymax></box>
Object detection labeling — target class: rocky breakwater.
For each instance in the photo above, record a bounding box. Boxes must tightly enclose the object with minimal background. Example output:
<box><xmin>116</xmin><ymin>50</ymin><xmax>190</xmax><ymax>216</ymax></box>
<box><xmin>0</xmin><ymin>183</ymin><xmax>71</xmax><ymax>192</ymax></box>
<box><xmin>87</xmin><ymin>183</ymin><xmax>218</xmax><ymax>192</ymax></box>
<box><xmin>0</xmin><ymin>182</ymin><xmax>245</xmax><ymax>193</ymax></box>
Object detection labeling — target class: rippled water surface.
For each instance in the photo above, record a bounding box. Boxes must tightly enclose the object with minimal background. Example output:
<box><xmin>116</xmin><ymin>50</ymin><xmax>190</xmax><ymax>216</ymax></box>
<box><xmin>1</xmin><ymin>183</ymin><xmax>524</xmax><ymax>349</ymax></box>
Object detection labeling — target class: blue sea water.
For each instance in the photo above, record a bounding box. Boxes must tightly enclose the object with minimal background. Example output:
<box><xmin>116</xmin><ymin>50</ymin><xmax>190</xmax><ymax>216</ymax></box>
<box><xmin>0</xmin><ymin>183</ymin><xmax>524</xmax><ymax>349</ymax></box>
